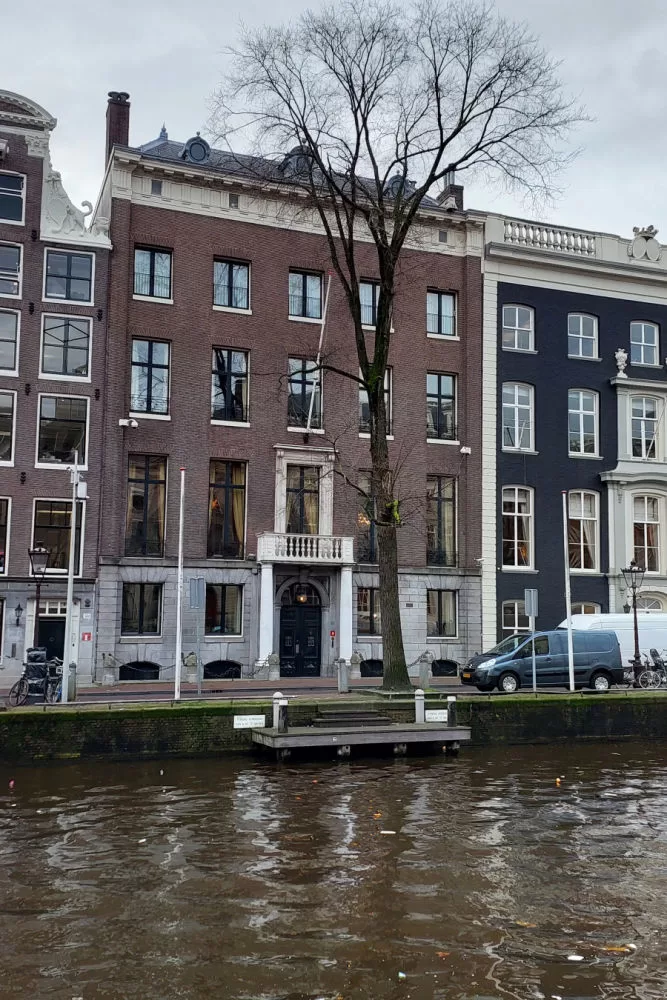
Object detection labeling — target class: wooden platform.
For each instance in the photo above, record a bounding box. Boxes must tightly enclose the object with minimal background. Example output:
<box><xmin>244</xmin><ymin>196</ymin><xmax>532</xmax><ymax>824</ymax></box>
<box><xmin>252</xmin><ymin>722</ymin><xmax>471</xmax><ymax>759</ymax></box>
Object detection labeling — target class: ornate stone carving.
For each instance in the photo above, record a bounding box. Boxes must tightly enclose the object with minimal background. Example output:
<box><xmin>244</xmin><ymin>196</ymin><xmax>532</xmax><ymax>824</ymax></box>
<box><xmin>629</xmin><ymin>225</ymin><xmax>661</xmax><ymax>262</ymax></box>
<box><xmin>24</xmin><ymin>133</ymin><xmax>50</xmax><ymax>158</ymax></box>
<box><xmin>615</xmin><ymin>347</ymin><xmax>628</xmax><ymax>378</ymax></box>
<box><xmin>40</xmin><ymin>162</ymin><xmax>110</xmax><ymax>245</ymax></box>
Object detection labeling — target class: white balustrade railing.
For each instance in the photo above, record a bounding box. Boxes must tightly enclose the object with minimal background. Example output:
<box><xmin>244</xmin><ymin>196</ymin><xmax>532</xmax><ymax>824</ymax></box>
<box><xmin>503</xmin><ymin>219</ymin><xmax>597</xmax><ymax>257</ymax></box>
<box><xmin>257</xmin><ymin>532</ymin><xmax>355</xmax><ymax>564</ymax></box>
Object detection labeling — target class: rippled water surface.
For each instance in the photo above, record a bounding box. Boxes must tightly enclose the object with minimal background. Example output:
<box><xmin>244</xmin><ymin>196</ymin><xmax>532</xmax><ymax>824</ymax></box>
<box><xmin>2</xmin><ymin>743</ymin><xmax>667</xmax><ymax>999</ymax></box>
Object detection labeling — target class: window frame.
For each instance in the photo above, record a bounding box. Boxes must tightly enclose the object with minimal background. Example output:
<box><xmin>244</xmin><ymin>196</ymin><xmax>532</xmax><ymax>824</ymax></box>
<box><xmin>356</xmin><ymin>472</ymin><xmax>377</xmax><ymax>563</ymax></box>
<box><xmin>39</xmin><ymin>314</ymin><xmax>92</xmax><ymax>382</ymax></box>
<box><xmin>359</xmin><ymin>367</ymin><xmax>392</xmax><ymax>437</ymax></box>
<box><xmin>288</xmin><ymin>270</ymin><xmax>322</xmax><ymax>320</ymax></box>
<box><xmin>120</xmin><ymin>582</ymin><xmax>163</xmax><ymax>637</ymax></box>
<box><xmin>211</xmin><ymin>347</ymin><xmax>249</xmax><ymax>425</ymax></box>
<box><xmin>501</xmin><ymin>599</ymin><xmax>531</xmax><ymax>634</ymax></box>
<box><xmin>633</xmin><ymin>494</ymin><xmax>660</xmax><ymax>574</ymax></box>
<box><xmin>31</xmin><ymin>498</ymin><xmax>85</xmax><ymax>576</ymax></box>
<box><xmin>427</xmin><ymin>289</ymin><xmax>457</xmax><ymax>338</ymax></box>
<box><xmin>567</xmin><ymin>313</ymin><xmax>598</xmax><ymax>360</ymax></box>
<box><xmin>502</xmin><ymin>304</ymin><xmax>535</xmax><ymax>352</ymax></box>
<box><xmin>357</xmin><ymin>586</ymin><xmax>381</xmax><ymax>635</ymax></box>
<box><xmin>630</xmin><ymin>395</ymin><xmax>659</xmax><ymax>461</ymax></box>
<box><xmin>35</xmin><ymin>393</ymin><xmax>89</xmax><ymax>470</ymax></box>
<box><xmin>130</xmin><ymin>338</ymin><xmax>171</xmax><ymax>417</ymax></box>
<box><xmin>0</xmin><ymin>242</ymin><xmax>22</xmax><ymax>299</ymax></box>
<box><xmin>133</xmin><ymin>246</ymin><xmax>173</xmax><ymax>301</ymax></box>
<box><xmin>212</xmin><ymin>258</ymin><xmax>251</xmax><ymax>313</ymax></box>
<box><xmin>204</xmin><ymin>583</ymin><xmax>244</xmax><ymax>637</ymax></box>
<box><xmin>0</xmin><ymin>497</ymin><xmax>11</xmax><ymax>575</ymax></box>
<box><xmin>630</xmin><ymin>321</ymin><xmax>660</xmax><ymax>367</ymax></box>
<box><xmin>0</xmin><ymin>171</ymin><xmax>26</xmax><ymax>226</ymax></box>
<box><xmin>287</xmin><ymin>357</ymin><xmax>322</xmax><ymax>430</ymax></box>
<box><xmin>125</xmin><ymin>455</ymin><xmax>167</xmax><ymax>557</ymax></box>
<box><xmin>360</xmin><ymin>280</ymin><xmax>380</xmax><ymax>328</ymax></box>
<box><xmin>571</xmin><ymin>602</ymin><xmax>601</xmax><ymax>615</ymax></box>
<box><xmin>285</xmin><ymin>464</ymin><xmax>320</xmax><ymax>535</ymax></box>
<box><xmin>208</xmin><ymin>460</ymin><xmax>247</xmax><ymax>559</ymax></box>
<box><xmin>0</xmin><ymin>389</ymin><xmax>16</xmax><ymax>467</ymax></box>
<box><xmin>502</xmin><ymin>382</ymin><xmax>534</xmax><ymax>452</ymax></box>
<box><xmin>426</xmin><ymin>474</ymin><xmax>457</xmax><ymax>566</ymax></box>
<box><xmin>427</xmin><ymin>589</ymin><xmax>458</xmax><ymax>638</ymax></box>
<box><xmin>0</xmin><ymin>308</ymin><xmax>19</xmax><ymax>375</ymax></box>
<box><xmin>567</xmin><ymin>489</ymin><xmax>600</xmax><ymax>573</ymax></box>
<box><xmin>426</xmin><ymin>372</ymin><xmax>457</xmax><ymax>442</ymax></box>
<box><xmin>42</xmin><ymin>248</ymin><xmax>95</xmax><ymax>306</ymax></box>
<box><xmin>568</xmin><ymin>388</ymin><xmax>599</xmax><ymax>457</ymax></box>
<box><xmin>501</xmin><ymin>485</ymin><xmax>534</xmax><ymax>570</ymax></box>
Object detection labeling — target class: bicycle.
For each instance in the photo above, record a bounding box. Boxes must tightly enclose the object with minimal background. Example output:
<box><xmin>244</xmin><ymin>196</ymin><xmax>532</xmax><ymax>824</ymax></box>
<box><xmin>8</xmin><ymin>656</ymin><xmax>63</xmax><ymax>707</ymax></box>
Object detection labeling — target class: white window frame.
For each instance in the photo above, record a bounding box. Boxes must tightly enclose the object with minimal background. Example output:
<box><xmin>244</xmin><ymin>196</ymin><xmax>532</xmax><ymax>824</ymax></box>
<box><xmin>0</xmin><ymin>241</ymin><xmax>22</xmax><ymax>300</ymax></box>
<box><xmin>501</xmin><ymin>485</ymin><xmax>534</xmax><ymax>570</ymax></box>
<box><xmin>571</xmin><ymin>602</ymin><xmax>601</xmax><ymax>615</ymax></box>
<box><xmin>39</xmin><ymin>314</ymin><xmax>92</xmax><ymax>383</ymax></box>
<box><xmin>360</xmin><ymin>280</ymin><xmax>380</xmax><ymax>330</ymax></box>
<box><xmin>426</xmin><ymin>290</ymin><xmax>457</xmax><ymax>339</ymax></box>
<box><xmin>0</xmin><ymin>171</ymin><xmax>26</xmax><ymax>227</ymax></box>
<box><xmin>568</xmin><ymin>389</ymin><xmax>599</xmax><ymax>457</ymax></box>
<box><xmin>359</xmin><ymin>367</ymin><xmax>393</xmax><ymax>440</ymax></box>
<box><xmin>0</xmin><ymin>308</ymin><xmax>19</xmax><ymax>375</ymax></box>
<box><xmin>31</xmin><ymin>497</ymin><xmax>85</xmax><ymax>577</ymax></box>
<box><xmin>287</xmin><ymin>357</ymin><xmax>323</xmax><ymax>434</ymax></box>
<box><xmin>0</xmin><ymin>496</ymin><xmax>11</xmax><ymax>576</ymax></box>
<box><xmin>567</xmin><ymin>313</ymin><xmax>598</xmax><ymax>360</ymax></box>
<box><xmin>0</xmin><ymin>389</ymin><xmax>17</xmax><ymax>467</ymax></box>
<box><xmin>630</xmin><ymin>321</ymin><xmax>660</xmax><ymax>367</ymax></box>
<box><xmin>42</xmin><ymin>247</ymin><xmax>95</xmax><ymax>307</ymax></box>
<box><xmin>567</xmin><ymin>490</ymin><xmax>600</xmax><ymax>573</ymax></box>
<box><xmin>501</xmin><ymin>599</ymin><xmax>531</xmax><ymax>633</ymax></box>
<box><xmin>636</xmin><ymin>596</ymin><xmax>664</xmax><ymax>612</ymax></box>
<box><xmin>501</xmin><ymin>304</ymin><xmax>534</xmax><ymax>352</ymax></box>
<box><xmin>129</xmin><ymin>339</ymin><xmax>171</xmax><ymax>420</ymax></box>
<box><xmin>630</xmin><ymin>395</ymin><xmax>659</xmax><ymax>461</ymax></box>
<box><xmin>274</xmin><ymin>446</ymin><xmax>334</xmax><ymax>536</ymax></box>
<box><xmin>35</xmin><ymin>393</ymin><xmax>90</xmax><ymax>471</ymax></box>
<box><xmin>502</xmin><ymin>382</ymin><xmax>534</xmax><ymax>452</ymax></box>
<box><xmin>633</xmin><ymin>494</ymin><xmax>660</xmax><ymax>574</ymax></box>
<box><xmin>120</xmin><ymin>582</ymin><xmax>164</xmax><ymax>638</ymax></box>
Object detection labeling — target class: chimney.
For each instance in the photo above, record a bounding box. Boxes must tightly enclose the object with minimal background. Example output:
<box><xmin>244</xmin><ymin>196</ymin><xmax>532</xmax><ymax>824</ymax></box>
<box><xmin>437</xmin><ymin>168</ymin><xmax>464</xmax><ymax>212</ymax></box>
<box><xmin>105</xmin><ymin>91</ymin><xmax>130</xmax><ymax>166</ymax></box>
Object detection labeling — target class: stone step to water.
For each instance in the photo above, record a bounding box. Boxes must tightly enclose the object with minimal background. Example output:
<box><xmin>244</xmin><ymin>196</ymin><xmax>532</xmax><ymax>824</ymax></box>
<box><xmin>314</xmin><ymin>710</ymin><xmax>393</xmax><ymax>728</ymax></box>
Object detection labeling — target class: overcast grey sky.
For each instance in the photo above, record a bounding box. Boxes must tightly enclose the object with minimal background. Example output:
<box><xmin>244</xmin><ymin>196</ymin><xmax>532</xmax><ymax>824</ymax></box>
<box><xmin>6</xmin><ymin>0</ymin><xmax>666</xmax><ymax>236</ymax></box>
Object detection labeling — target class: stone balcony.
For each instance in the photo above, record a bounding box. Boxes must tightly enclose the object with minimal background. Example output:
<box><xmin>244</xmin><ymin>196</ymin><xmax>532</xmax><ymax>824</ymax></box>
<box><xmin>257</xmin><ymin>532</ymin><xmax>355</xmax><ymax>564</ymax></box>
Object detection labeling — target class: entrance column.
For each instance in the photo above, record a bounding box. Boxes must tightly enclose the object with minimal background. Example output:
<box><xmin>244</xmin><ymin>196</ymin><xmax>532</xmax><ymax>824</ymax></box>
<box><xmin>339</xmin><ymin>565</ymin><xmax>353</xmax><ymax>662</ymax></box>
<box><xmin>257</xmin><ymin>562</ymin><xmax>274</xmax><ymax>664</ymax></box>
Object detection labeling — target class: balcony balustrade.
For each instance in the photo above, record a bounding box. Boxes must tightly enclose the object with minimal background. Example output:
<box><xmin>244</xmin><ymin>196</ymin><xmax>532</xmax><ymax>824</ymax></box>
<box><xmin>257</xmin><ymin>532</ymin><xmax>355</xmax><ymax>564</ymax></box>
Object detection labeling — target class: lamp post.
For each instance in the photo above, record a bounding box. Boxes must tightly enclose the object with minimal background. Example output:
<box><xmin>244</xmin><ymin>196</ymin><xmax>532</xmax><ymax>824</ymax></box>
<box><xmin>28</xmin><ymin>545</ymin><xmax>50</xmax><ymax>649</ymax></box>
<box><xmin>621</xmin><ymin>560</ymin><xmax>646</xmax><ymax>684</ymax></box>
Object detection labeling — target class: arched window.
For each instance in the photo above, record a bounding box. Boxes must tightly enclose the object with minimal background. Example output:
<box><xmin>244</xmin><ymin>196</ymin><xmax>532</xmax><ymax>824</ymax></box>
<box><xmin>360</xmin><ymin>658</ymin><xmax>383</xmax><ymax>677</ymax></box>
<box><xmin>203</xmin><ymin>659</ymin><xmax>242</xmax><ymax>679</ymax></box>
<box><xmin>280</xmin><ymin>582</ymin><xmax>321</xmax><ymax>606</ymax></box>
<box><xmin>119</xmin><ymin>660</ymin><xmax>160</xmax><ymax>681</ymax></box>
<box><xmin>633</xmin><ymin>496</ymin><xmax>660</xmax><ymax>572</ymax></box>
<box><xmin>571</xmin><ymin>602</ymin><xmax>601</xmax><ymax>615</ymax></box>
<box><xmin>502</xmin><ymin>486</ymin><xmax>533</xmax><ymax>569</ymax></box>
<box><xmin>636</xmin><ymin>596</ymin><xmax>664</xmax><ymax>612</ymax></box>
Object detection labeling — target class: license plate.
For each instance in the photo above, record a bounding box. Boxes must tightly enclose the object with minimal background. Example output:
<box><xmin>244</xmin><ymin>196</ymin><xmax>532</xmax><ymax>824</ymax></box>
<box><xmin>462</xmin><ymin>672</ymin><xmax>471</xmax><ymax>680</ymax></box>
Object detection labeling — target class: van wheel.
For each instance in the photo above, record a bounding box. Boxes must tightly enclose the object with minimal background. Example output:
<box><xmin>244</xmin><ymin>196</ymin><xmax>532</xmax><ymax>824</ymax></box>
<box><xmin>498</xmin><ymin>672</ymin><xmax>519</xmax><ymax>694</ymax></box>
<box><xmin>591</xmin><ymin>671</ymin><xmax>611</xmax><ymax>692</ymax></box>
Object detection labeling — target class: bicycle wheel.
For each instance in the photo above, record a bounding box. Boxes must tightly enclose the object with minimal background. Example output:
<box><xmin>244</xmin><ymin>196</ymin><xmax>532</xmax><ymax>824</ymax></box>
<box><xmin>8</xmin><ymin>678</ymin><xmax>29</xmax><ymax>707</ymax></box>
<box><xmin>638</xmin><ymin>670</ymin><xmax>657</xmax><ymax>689</ymax></box>
<box><xmin>46</xmin><ymin>680</ymin><xmax>62</xmax><ymax>704</ymax></box>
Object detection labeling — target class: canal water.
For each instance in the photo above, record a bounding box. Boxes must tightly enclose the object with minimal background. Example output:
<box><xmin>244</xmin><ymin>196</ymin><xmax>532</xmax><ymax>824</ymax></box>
<box><xmin>1</xmin><ymin>743</ymin><xmax>667</xmax><ymax>1000</ymax></box>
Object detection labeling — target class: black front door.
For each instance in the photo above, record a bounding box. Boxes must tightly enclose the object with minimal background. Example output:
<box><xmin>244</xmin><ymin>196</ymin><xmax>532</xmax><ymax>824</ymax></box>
<box><xmin>279</xmin><ymin>605</ymin><xmax>321</xmax><ymax>677</ymax></box>
<box><xmin>37</xmin><ymin>618</ymin><xmax>66</xmax><ymax>659</ymax></box>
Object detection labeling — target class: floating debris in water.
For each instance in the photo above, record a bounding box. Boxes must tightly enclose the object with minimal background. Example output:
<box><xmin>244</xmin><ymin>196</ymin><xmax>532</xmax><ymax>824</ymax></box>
<box><xmin>567</xmin><ymin>954</ymin><xmax>584</xmax><ymax>961</ymax></box>
<box><xmin>397</xmin><ymin>971</ymin><xmax>407</xmax><ymax>979</ymax></box>
<box><xmin>380</xmin><ymin>830</ymin><xmax>396</xmax><ymax>835</ymax></box>
<box><xmin>138</xmin><ymin>838</ymin><xmax>147</xmax><ymax>844</ymax></box>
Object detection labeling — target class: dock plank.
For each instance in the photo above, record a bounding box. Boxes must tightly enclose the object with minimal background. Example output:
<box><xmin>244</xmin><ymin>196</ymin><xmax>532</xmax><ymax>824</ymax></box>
<box><xmin>251</xmin><ymin>723</ymin><xmax>470</xmax><ymax>750</ymax></box>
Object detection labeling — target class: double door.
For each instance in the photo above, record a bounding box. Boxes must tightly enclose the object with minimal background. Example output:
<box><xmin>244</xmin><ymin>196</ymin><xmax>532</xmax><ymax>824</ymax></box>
<box><xmin>279</xmin><ymin>606</ymin><xmax>321</xmax><ymax>677</ymax></box>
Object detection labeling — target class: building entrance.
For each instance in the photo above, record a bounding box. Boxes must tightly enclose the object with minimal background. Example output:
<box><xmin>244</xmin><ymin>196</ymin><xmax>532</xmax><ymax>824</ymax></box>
<box><xmin>279</xmin><ymin>583</ymin><xmax>321</xmax><ymax>677</ymax></box>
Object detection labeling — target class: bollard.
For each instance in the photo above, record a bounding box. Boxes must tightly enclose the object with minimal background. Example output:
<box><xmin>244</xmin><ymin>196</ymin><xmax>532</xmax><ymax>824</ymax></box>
<box><xmin>272</xmin><ymin>691</ymin><xmax>284</xmax><ymax>729</ymax></box>
<box><xmin>414</xmin><ymin>687</ymin><xmax>425</xmax><ymax>724</ymax></box>
<box><xmin>418</xmin><ymin>650</ymin><xmax>433</xmax><ymax>690</ymax></box>
<box><xmin>447</xmin><ymin>695</ymin><xmax>457</xmax><ymax>727</ymax></box>
<box><xmin>277</xmin><ymin>700</ymin><xmax>288</xmax><ymax>732</ymax></box>
<box><xmin>349</xmin><ymin>651</ymin><xmax>362</xmax><ymax>679</ymax></box>
<box><xmin>336</xmin><ymin>658</ymin><xmax>349</xmax><ymax>694</ymax></box>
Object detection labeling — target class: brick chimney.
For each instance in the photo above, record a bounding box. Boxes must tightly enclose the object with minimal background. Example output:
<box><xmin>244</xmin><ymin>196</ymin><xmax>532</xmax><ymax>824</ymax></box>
<box><xmin>105</xmin><ymin>91</ymin><xmax>130</xmax><ymax>165</ymax></box>
<box><xmin>437</xmin><ymin>168</ymin><xmax>464</xmax><ymax>212</ymax></box>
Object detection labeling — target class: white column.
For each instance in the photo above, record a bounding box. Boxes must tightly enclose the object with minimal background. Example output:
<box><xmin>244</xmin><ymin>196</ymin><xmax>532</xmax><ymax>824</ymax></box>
<box><xmin>339</xmin><ymin>565</ymin><xmax>353</xmax><ymax>661</ymax></box>
<box><xmin>258</xmin><ymin>562</ymin><xmax>274</xmax><ymax>662</ymax></box>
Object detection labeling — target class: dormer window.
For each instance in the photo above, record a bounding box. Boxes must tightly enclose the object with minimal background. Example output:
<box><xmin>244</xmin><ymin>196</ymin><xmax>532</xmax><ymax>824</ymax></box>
<box><xmin>182</xmin><ymin>135</ymin><xmax>210</xmax><ymax>164</ymax></box>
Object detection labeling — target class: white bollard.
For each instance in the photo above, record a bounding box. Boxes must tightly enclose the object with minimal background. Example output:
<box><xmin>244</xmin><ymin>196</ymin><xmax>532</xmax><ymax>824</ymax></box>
<box><xmin>272</xmin><ymin>691</ymin><xmax>284</xmax><ymax>729</ymax></box>
<box><xmin>415</xmin><ymin>687</ymin><xmax>425</xmax><ymax>724</ymax></box>
<box><xmin>336</xmin><ymin>658</ymin><xmax>349</xmax><ymax>694</ymax></box>
<box><xmin>447</xmin><ymin>695</ymin><xmax>457</xmax><ymax>727</ymax></box>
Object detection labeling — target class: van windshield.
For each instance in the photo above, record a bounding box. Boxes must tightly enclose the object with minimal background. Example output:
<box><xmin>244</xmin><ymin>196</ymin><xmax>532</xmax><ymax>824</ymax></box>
<box><xmin>487</xmin><ymin>634</ymin><xmax>529</xmax><ymax>656</ymax></box>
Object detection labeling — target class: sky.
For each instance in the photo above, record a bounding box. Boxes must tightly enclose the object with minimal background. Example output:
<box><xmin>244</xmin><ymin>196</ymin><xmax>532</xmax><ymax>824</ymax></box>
<box><xmin>5</xmin><ymin>0</ymin><xmax>667</xmax><ymax>238</ymax></box>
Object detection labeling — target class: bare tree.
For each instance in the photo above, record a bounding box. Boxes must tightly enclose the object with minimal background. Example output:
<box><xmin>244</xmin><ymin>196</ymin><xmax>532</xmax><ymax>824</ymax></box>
<box><xmin>210</xmin><ymin>0</ymin><xmax>584</xmax><ymax>689</ymax></box>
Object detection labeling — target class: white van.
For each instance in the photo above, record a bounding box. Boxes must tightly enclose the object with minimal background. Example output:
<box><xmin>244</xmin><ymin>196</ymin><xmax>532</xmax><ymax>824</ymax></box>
<box><xmin>557</xmin><ymin>613</ymin><xmax>667</xmax><ymax>666</ymax></box>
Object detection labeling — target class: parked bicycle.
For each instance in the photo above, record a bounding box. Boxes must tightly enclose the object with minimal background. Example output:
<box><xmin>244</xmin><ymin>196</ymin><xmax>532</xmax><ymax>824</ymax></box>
<box><xmin>637</xmin><ymin>649</ymin><xmax>667</xmax><ymax>690</ymax></box>
<box><xmin>7</xmin><ymin>652</ymin><xmax>63</xmax><ymax>707</ymax></box>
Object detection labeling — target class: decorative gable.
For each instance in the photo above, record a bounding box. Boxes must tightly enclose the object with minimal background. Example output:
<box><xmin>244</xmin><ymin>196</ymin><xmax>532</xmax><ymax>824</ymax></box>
<box><xmin>0</xmin><ymin>90</ymin><xmax>56</xmax><ymax>132</ymax></box>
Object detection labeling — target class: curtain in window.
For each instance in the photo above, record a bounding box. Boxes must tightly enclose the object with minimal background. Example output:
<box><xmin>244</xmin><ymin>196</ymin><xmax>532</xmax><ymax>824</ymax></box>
<box><xmin>232</xmin><ymin>463</ymin><xmax>245</xmax><ymax>555</ymax></box>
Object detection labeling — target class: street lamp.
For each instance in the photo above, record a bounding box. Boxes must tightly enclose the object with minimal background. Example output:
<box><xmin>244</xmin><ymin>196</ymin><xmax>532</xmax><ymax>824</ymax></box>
<box><xmin>621</xmin><ymin>560</ymin><xmax>646</xmax><ymax>684</ymax></box>
<box><xmin>28</xmin><ymin>545</ymin><xmax>50</xmax><ymax>649</ymax></box>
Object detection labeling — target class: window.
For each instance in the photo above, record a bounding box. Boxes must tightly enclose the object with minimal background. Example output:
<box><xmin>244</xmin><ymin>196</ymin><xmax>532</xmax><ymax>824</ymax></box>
<box><xmin>41</xmin><ymin>316</ymin><xmax>91</xmax><ymax>378</ymax></box>
<box><xmin>357</xmin><ymin>587</ymin><xmax>381</xmax><ymax>635</ymax></box>
<box><xmin>131</xmin><ymin>339</ymin><xmax>170</xmax><ymax>414</ymax></box>
<box><xmin>0</xmin><ymin>310</ymin><xmax>18</xmax><ymax>371</ymax></box>
<box><xmin>427</xmin><ymin>291</ymin><xmax>456</xmax><ymax>337</ymax></box>
<box><xmin>0</xmin><ymin>244</ymin><xmax>21</xmax><ymax>297</ymax></box>
<box><xmin>568</xmin><ymin>491</ymin><xmax>599</xmax><ymax>571</ymax></box>
<box><xmin>502</xmin><ymin>383</ymin><xmax>534</xmax><ymax>451</ymax></box>
<box><xmin>205</xmin><ymin>584</ymin><xmax>243</xmax><ymax>635</ymax></box>
<box><xmin>634</xmin><ymin>496</ymin><xmax>660</xmax><ymax>572</ymax></box>
<box><xmin>213</xmin><ymin>259</ymin><xmax>249</xmax><ymax>310</ymax></box>
<box><xmin>568</xmin><ymin>390</ymin><xmax>598</xmax><ymax>456</ymax></box>
<box><xmin>502</xmin><ymin>305</ymin><xmax>534</xmax><ymax>351</ymax></box>
<box><xmin>427</xmin><ymin>590</ymin><xmax>457</xmax><ymax>637</ymax></box>
<box><xmin>208</xmin><ymin>460</ymin><xmax>246</xmax><ymax>558</ymax></box>
<box><xmin>288</xmin><ymin>358</ymin><xmax>322</xmax><ymax>429</ymax></box>
<box><xmin>151</xmin><ymin>179</ymin><xmax>162</xmax><ymax>196</ymax></box>
<box><xmin>44</xmin><ymin>250</ymin><xmax>93</xmax><ymax>303</ymax></box>
<box><xmin>502</xmin><ymin>486</ymin><xmax>533</xmax><ymax>569</ymax></box>
<box><xmin>288</xmin><ymin>271</ymin><xmax>321</xmax><ymax>319</ymax></box>
<box><xmin>359</xmin><ymin>368</ymin><xmax>392</xmax><ymax>435</ymax></box>
<box><xmin>134</xmin><ymin>247</ymin><xmax>172</xmax><ymax>299</ymax></box>
<box><xmin>502</xmin><ymin>600</ymin><xmax>530</xmax><ymax>633</ymax></box>
<box><xmin>32</xmin><ymin>500</ymin><xmax>83</xmax><ymax>574</ymax></box>
<box><xmin>630</xmin><ymin>322</ymin><xmax>659</xmax><ymax>366</ymax></box>
<box><xmin>636</xmin><ymin>596</ymin><xmax>663</xmax><ymax>612</ymax></box>
<box><xmin>121</xmin><ymin>583</ymin><xmax>162</xmax><ymax>636</ymax></box>
<box><xmin>37</xmin><ymin>396</ymin><xmax>87</xmax><ymax>465</ymax></box>
<box><xmin>229</xmin><ymin>193</ymin><xmax>239</xmax><ymax>209</ymax></box>
<box><xmin>356</xmin><ymin>473</ymin><xmax>377</xmax><ymax>562</ymax></box>
<box><xmin>568</xmin><ymin>314</ymin><xmax>598</xmax><ymax>359</ymax></box>
<box><xmin>0</xmin><ymin>499</ymin><xmax>8</xmax><ymax>573</ymax></box>
<box><xmin>211</xmin><ymin>348</ymin><xmax>248</xmax><ymax>422</ymax></box>
<box><xmin>0</xmin><ymin>391</ymin><xmax>15</xmax><ymax>464</ymax></box>
<box><xmin>360</xmin><ymin>281</ymin><xmax>380</xmax><ymax>327</ymax></box>
<box><xmin>285</xmin><ymin>465</ymin><xmax>319</xmax><ymax>534</ymax></box>
<box><xmin>426</xmin><ymin>475</ymin><xmax>456</xmax><ymax>566</ymax></box>
<box><xmin>427</xmin><ymin>373</ymin><xmax>456</xmax><ymax>440</ymax></box>
<box><xmin>572</xmin><ymin>602</ymin><xmax>601</xmax><ymax>615</ymax></box>
<box><xmin>0</xmin><ymin>173</ymin><xmax>24</xmax><ymax>223</ymax></box>
<box><xmin>631</xmin><ymin>396</ymin><xmax>658</xmax><ymax>459</ymax></box>
<box><xmin>125</xmin><ymin>455</ymin><xmax>166</xmax><ymax>557</ymax></box>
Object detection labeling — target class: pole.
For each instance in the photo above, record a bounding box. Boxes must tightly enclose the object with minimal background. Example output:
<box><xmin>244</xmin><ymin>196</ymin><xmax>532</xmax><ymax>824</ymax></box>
<box><xmin>61</xmin><ymin>450</ymin><xmax>79</xmax><ymax>705</ymax></box>
<box><xmin>632</xmin><ymin>584</ymin><xmax>641</xmax><ymax>683</ymax></box>
<box><xmin>33</xmin><ymin>580</ymin><xmax>41</xmax><ymax>649</ymax></box>
<box><xmin>530</xmin><ymin>614</ymin><xmax>537</xmax><ymax>693</ymax></box>
<box><xmin>305</xmin><ymin>273</ymin><xmax>331</xmax><ymax>432</ymax></box>
<box><xmin>174</xmin><ymin>466</ymin><xmax>186</xmax><ymax>701</ymax></box>
<box><xmin>562</xmin><ymin>491</ymin><xmax>575</xmax><ymax>692</ymax></box>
